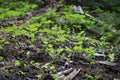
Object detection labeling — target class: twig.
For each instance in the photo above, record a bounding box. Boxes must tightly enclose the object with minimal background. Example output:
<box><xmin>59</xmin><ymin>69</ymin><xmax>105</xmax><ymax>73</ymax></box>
<box><xmin>63</xmin><ymin>68</ymin><xmax>81</xmax><ymax>80</ymax></box>
<box><xmin>57</xmin><ymin>68</ymin><xmax>73</xmax><ymax>76</ymax></box>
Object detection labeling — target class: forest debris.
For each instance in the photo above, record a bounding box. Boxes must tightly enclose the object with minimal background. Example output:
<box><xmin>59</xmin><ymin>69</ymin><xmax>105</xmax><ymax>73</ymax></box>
<box><xmin>73</xmin><ymin>5</ymin><xmax>84</xmax><ymax>14</ymax></box>
<box><xmin>94</xmin><ymin>53</ymin><xmax>106</xmax><ymax>57</ymax></box>
<box><xmin>57</xmin><ymin>68</ymin><xmax>73</xmax><ymax>80</ymax></box>
<box><xmin>85</xmin><ymin>13</ymin><xmax>94</xmax><ymax>18</ymax></box>
<box><xmin>96</xmin><ymin>61</ymin><xmax>117</xmax><ymax>66</ymax></box>
<box><xmin>25</xmin><ymin>12</ymin><xmax>33</xmax><ymax>19</ymax></box>
<box><xmin>114</xmin><ymin>78</ymin><xmax>120</xmax><ymax>80</ymax></box>
<box><xmin>78</xmin><ymin>6</ymin><xmax>85</xmax><ymax>14</ymax></box>
<box><xmin>63</xmin><ymin>68</ymin><xmax>81</xmax><ymax>80</ymax></box>
<box><xmin>93</xmin><ymin>53</ymin><xmax>106</xmax><ymax>60</ymax></box>
<box><xmin>57</xmin><ymin>68</ymin><xmax>73</xmax><ymax>76</ymax></box>
<box><xmin>73</xmin><ymin>5</ymin><xmax>94</xmax><ymax>18</ymax></box>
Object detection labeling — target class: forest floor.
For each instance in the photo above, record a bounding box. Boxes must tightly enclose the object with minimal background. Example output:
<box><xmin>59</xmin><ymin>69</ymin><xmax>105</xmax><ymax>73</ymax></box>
<box><xmin>0</xmin><ymin>1</ymin><xmax>120</xmax><ymax>80</ymax></box>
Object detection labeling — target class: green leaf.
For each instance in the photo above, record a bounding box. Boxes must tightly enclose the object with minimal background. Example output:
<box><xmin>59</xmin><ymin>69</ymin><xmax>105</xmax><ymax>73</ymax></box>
<box><xmin>14</xmin><ymin>60</ymin><xmax>20</xmax><ymax>66</ymax></box>
<box><xmin>66</xmin><ymin>47</ymin><xmax>72</xmax><ymax>52</ymax></box>
<box><xmin>50</xmin><ymin>65</ymin><xmax>55</xmax><ymax>70</ymax></box>
<box><xmin>108</xmin><ymin>53</ymin><xmax>115</xmax><ymax>62</ymax></box>
<box><xmin>74</xmin><ymin>46</ymin><xmax>83</xmax><ymax>52</ymax></box>
<box><xmin>37</xmin><ymin>74</ymin><xmax>43</xmax><ymax>78</ymax></box>
<box><xmin>0</xmin><ymin>56</ymin><xmax>4</xmax><ymax>61</ymax></box>
<box><xmin>48</xmin><ymin>44</ymin><xmax>53</xmax><ymax>48</ymax></box>
<box><xmin>0</xmin><ymin>45</ymin><xmax>3</xmax><ymax>50</ymax></box>
<box><xmin>52</xmin><ymin>74</ymin><xmax>59</xmax><ymax>79</ymax></box>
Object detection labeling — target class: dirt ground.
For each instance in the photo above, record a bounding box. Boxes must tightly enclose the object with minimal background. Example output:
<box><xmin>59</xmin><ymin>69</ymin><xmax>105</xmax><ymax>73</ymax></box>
<box><xmin>0</xmin><ymin>1</ymin><xmax>120</xmax><ymax>80</ymax></box>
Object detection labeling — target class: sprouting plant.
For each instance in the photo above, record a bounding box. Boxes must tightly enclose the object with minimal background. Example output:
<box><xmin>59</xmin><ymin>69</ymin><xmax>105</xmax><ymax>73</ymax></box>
<box><xmin>4</xmin><ymin>67</ymin><xmax>10</xmax><ymax>74</ymax></box>
<box><xmin>74</xmin><ymin>46</ymin><xmax>83</xmax><ymax>52</ymax></box>
<box><xmin>46</xmin><ymin>47</ymin><xmax>56</xmax><ymax>59</ymax></box>
<box><xmin>56</xmin><ymin>48</ymin><xmax>64</xmax><ymax>54</ymax></box>
<box><xmin>37</xmin><ymin>73</ymin><xmax>43</xmax><ymax>79</ymax></box>
<box><xmin>56</xmin><ymin>35</ymin><xmax>67</xmax><ymax>42</ymax></box>
<box><xmin>26</xmin><ymin>23</ymin><xmax>40</xmax><ymax>32</ymax></box>
<box><xmin>17</xmin><ymin>71</ymin><xmax>25</xmax><ymax>76</ymax></box>
<box><xmin>0</xmin><ymin>39</ymin><xmax>5</xmax><ymax>50</ymax></box>
<box><xmin>1</xmin><ymin>25</ymin><xmax>18</xmax><ymax>33</ymax></box>
<box><xmin>14</xmin><ymin>60</ymin><xmax>20</xmax><ymax>66</ymax></box>
<box><xmin>0</xmin><ymin>38</ymin><xmax>10</xmax><ymax>51</ymax></box>
<box><xmin>0</xmin><ymin>56</ymin><xmax>4</xmax><ymax>61</ymax></box>
<box><xmin>66</xmin><ymin>47</ymin><xmax>73</xmax><ymax>53</ymax></box>
<box><xmin>49</xmin><ymin>65</ymin><xmax>55</xmax><ymax>70</ymax></box>
<box><xmin>12</xmin><ymin>30</ymin><xmax>27</xmax><ymax>38</ymax></box>
<box><xmin>0</xmin><ymin>45</ymin><xmax>3</xmax><ymax>50</ymax></box>
<box><xmin>52</xmin><ymin>74</ymin><xmax>59</xmax><ymax>80</ymax></box>
<box><xmin>85</xmin><ymin>73</ymin><xmax>94</xmax><ymax>80</ymax></box>
<box><xmin>108</xmin><ymin>53</ymin><xmax>115</xmax><ymax>62</ymax></box>
<box><xmin>84</xmin><ymin>47</ymin><xmax>95</xmax><ymax>58</ymax></box>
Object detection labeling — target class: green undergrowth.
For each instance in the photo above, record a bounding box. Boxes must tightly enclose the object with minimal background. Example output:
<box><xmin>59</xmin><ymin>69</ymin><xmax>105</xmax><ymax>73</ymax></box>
<box><xmin>0</xmin><ymin>5</ymin><xmax>116</xmax><ymax>60</ymax></box>
<box><xmin>0</xmin><ymin>1</ymin><xmax>38</xmax><ymax>22</ymax></box>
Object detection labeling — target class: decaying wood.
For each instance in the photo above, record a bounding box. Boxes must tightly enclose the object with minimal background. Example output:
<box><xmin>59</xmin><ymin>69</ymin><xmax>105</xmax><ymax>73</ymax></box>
<box><xmin>57</xmin><ymin>68</ymin><xmax>73</xmax><ymax>76</ymax></box>
<box><xmin>63</xmin><ymin>68</ymin><xmax>81</xmax><ymax>80</ymax></box>
<box><xmin>73</xmin><ymin>5</ymin><xmax>94</xmax><ymax>18</ymax></box>
<box><xmin>95</xmin><ymin>61</ymin><xmax>117</xmax><ymax>66</ymax></box>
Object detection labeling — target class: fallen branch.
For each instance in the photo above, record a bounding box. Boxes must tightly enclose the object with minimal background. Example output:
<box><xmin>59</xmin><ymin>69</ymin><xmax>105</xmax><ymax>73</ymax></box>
<box><xmin>63</xmin><ymin>68</ymin><xmax>81</xmax><ymax>80</ymax></box>
<box><xmin>57</xmin><ymin>68</ymin><xmax>73</xmax><ymax>76</ymax></box>
<box><xmin>95</xmin><ymin>61</ymin><xmax>117</xmax><ymax>66</ymax></box>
